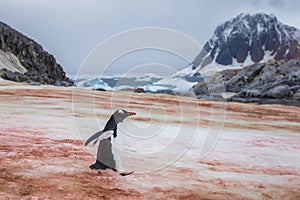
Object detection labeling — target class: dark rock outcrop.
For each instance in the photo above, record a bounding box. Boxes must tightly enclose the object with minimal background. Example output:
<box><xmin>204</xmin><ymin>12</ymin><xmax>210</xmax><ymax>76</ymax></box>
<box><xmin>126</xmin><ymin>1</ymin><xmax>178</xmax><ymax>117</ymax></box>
<box><xmin>0</xmin><ymin>21</ymin><xmax>73</xmax><ymax>86</ymax></box>
<box><xmin>134</xmin><ymin>88</ymin><xmax>146</xmax><ymax>93</ymax></box>
<box><xmin>0</xmin><ymin>68</ymin><xmax>28</xmax><ymax>82</ymax></box>
<box><xmin>191</xmin><ymin>59</ymin><xmax>300</xmax><ymax>106</ymax></box>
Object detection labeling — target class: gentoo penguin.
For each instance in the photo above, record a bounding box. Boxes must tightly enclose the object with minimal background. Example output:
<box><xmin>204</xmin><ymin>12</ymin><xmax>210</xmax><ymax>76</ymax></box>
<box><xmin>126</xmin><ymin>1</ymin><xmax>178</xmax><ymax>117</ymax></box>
<box><xmin>85</xmin><ymin>109</ymin><xmax>136</xmax><ymax>172</ymax></box>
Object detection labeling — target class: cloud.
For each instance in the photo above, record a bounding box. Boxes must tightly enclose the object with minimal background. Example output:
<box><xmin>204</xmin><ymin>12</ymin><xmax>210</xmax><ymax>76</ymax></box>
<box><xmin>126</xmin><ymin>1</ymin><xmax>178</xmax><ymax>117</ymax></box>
<box><xmin>0</xmin><ymin>0</ymin><xmax>300</xmax><ymax>75</ymax></box>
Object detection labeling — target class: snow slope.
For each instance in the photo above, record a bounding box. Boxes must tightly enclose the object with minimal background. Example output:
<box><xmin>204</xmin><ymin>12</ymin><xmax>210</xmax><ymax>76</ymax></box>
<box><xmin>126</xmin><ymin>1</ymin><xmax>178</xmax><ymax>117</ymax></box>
<box><xmin>0</xmin><ymin>49</ymin><xmax>27</xmax><ymax>73</ymax></box>
<box><xmin>0</xmin><ymin>85</ymin><xmax>299</xmax><ymax>199</ymax></box>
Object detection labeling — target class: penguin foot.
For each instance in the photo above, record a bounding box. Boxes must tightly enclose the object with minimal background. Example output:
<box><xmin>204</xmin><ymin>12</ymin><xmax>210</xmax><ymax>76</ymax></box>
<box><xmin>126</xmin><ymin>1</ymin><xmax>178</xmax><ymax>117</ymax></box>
<box><xmin>89</xmin><ymin>161</ymin><xmax>116</xmax><ymax>172</ymax></box>
<box><xmin>120</xmin><ymin>171</ymin><xmax>134</xmax><ymax>176</ymax></box>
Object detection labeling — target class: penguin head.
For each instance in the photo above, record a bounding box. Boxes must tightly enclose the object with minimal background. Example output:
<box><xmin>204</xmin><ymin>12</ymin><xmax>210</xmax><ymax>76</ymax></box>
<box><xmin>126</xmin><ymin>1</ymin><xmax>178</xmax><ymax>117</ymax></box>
<box><xmin>112</xmin><ymin>109</ymin><xmax>136</xmax><ymax>123</ymax></box>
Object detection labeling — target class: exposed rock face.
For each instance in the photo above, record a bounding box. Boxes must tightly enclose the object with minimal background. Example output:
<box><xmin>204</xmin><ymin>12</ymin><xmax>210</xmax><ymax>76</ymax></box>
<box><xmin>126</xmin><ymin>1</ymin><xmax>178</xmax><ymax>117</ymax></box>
<box><xmin>177</xmin><ymin>13</ymin><xmax>300</xmax><ymax>77</ymax></box>
<box><xmin>0</xmin><ymin>21</ymin><xmax>73</xmax><ymax>86</ymax></box>
<box><xmin>191</xmin><ymin>59</ymin><xmax>300</xmax><ymax>106</ymax></box>
<box><xmin>203</xmin><ymin>13</ymin><xmax>300</xmax><ymax>65</ymax></box>
<box><xmin>186</xmin><ymin>13</ymin><xmax>300</xmax><ymax>106</ymax></box>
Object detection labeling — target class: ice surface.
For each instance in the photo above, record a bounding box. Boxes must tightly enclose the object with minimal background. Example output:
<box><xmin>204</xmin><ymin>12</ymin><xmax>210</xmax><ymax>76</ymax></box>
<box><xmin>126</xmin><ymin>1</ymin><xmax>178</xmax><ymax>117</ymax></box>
<box><xmin>156</xmin><ymin>77</ymin><xmax>197</xmax><ymax>94</ymax></box>
<box><xmin>75</xmin><ymin>74</ymin><xmax>199</xmax><ymax>95</ymax></box>
<box><xmin>141</xmin><ymin>84</ymin><xmax>170</xmax><ymax>93</ymax></box>
<box><xmin>172</xmin><ymin>64</ymin><xmax>196</xmax><ymax>77</ymax></box>
<box><xmin>140</xmin><ymin>77</ymin><xmax>197</xmax><ymax>95</ymax></box>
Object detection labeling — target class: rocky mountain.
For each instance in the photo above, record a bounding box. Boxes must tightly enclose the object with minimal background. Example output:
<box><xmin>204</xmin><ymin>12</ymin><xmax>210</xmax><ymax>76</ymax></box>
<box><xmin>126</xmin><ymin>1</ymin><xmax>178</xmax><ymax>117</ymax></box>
<box><xmin>0</xmin><ymin>21</ymin><xmax>73</xmax><ymax>86</ymax></box>
<box><xmin>179</xmin><ymin>13</ymin><xmax>300</xmax><ymax>106</ymax></box>
<box><xmin>178</xmin><ymin>13</ymin><xmax>300</xmax><ymax>76</ymax></box>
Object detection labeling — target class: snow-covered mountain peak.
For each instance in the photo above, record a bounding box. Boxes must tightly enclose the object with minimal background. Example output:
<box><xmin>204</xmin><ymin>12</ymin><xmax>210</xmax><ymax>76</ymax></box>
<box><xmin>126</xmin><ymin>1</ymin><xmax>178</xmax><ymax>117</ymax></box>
<box><xmin>177</xmin><ymin>13</ymin><xmax>300</xmax><ymax>77</ymax></box>
<box><xmin>212</xmin><ymin>13</ymin><xmax>297</xmax><ymax>46</ymax></box>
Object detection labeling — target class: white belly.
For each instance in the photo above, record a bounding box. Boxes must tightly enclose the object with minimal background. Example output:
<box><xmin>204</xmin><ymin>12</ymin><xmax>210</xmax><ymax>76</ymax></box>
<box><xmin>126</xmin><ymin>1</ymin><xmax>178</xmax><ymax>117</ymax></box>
<box><xmin>112</xmin><ymin>130</ymin><xmax>123</xmax><ymax>171</ymax></box>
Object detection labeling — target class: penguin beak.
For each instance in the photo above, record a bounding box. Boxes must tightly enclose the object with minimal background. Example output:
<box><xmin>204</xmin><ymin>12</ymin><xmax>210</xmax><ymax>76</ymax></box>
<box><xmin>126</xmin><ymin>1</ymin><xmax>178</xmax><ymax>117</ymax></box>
<box><xmin>129</xmin><ymin>112</ymin><xmax>136</xmax><ymax>116</ymax></box>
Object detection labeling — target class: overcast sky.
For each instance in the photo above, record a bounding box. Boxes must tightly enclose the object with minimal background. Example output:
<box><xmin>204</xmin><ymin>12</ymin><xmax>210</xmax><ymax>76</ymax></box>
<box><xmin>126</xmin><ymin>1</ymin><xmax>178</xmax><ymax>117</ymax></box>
<box><xmin>1</xmin><ymin>0</ymin><xmax>300</xmax><ymax>75</ymax></box>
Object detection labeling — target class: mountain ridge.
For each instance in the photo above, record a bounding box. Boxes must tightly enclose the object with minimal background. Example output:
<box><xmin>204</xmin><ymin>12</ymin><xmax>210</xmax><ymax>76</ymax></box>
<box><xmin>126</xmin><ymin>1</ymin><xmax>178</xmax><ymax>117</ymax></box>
<box><xmin>179</xmin><ymin>13</ymin><xmax>300</xmax><ymax>77</ymax></box>
<box><xmin>0</xmin><ymin>21</ymin><xmax>73</xmax><ymax>86</ymax></box>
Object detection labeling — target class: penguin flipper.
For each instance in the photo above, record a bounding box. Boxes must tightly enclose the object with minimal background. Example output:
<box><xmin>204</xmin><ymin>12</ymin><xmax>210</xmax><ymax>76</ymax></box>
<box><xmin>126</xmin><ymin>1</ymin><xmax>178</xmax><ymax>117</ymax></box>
<box><xmin>85</xmin><ymin>130</ymin><xmax>104</xmax><ymax>146</ymax></box>
<box><xmin>98</xmin><ymin>130</ymin><xmax>114</xmax><ymax>141</ymax></box>
<box><xmin>93</xmin><ymin>138</ymin><xmax>99</xmax><ymax>145</ymax></box>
